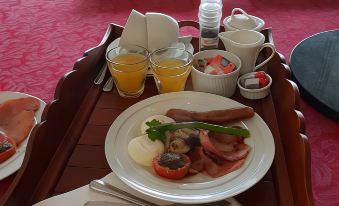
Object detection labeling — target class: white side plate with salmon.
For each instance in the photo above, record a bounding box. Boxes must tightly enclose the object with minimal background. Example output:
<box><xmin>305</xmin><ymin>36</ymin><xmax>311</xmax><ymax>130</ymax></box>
<box><xmin>0</xmin><ymin>91</ymin><xmax>46</xmax><ymax>180</ymax></box>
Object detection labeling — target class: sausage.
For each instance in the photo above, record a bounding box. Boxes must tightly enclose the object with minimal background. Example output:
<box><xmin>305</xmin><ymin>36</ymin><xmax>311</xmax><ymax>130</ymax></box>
<box><xmin>166</xmin><ymin>107</ymin><xmax>254</xmax><ymax>123</ymax></box>
<box><xmin>165</xmin><ymin>109</ymin><xmax>193</xmax><ymax>122</ymax></box>
<box><xmin>191</xmin><ymin>107</ymin><xmax>254</xmax><ymax>122</ymax></box>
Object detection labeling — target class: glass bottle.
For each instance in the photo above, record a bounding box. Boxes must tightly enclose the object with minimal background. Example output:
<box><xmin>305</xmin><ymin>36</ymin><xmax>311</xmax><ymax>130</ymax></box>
<box><xmin>198</xmin><ymin>0</ymin><xmax>222</xmax><ymax>50</ymax></box>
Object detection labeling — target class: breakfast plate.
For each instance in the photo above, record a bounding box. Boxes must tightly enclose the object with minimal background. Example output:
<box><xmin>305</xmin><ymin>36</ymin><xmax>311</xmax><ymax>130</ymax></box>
<box><xmin>0</xmin><ymin>91</ymin><xmax>46</xmax><ymax>180</ymax></box>
<box><xmin>105</xmin><ymin>91</ymin><xmax>275</xmax><ymax>203</ymax></box>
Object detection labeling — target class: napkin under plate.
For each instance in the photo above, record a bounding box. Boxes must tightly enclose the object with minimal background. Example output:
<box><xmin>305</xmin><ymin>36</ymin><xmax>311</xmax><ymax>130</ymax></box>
<box><xmin>34</xmin><ymin>172</ymin><xmax>241</xmax><ymax>206</ymax></box>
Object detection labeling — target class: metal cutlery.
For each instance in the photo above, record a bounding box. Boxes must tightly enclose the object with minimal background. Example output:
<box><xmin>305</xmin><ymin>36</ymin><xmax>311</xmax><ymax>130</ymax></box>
<box><xmin>90</xmin><ymin>180</ymin><xmax>156</xmax><ymax>206</ymax></box>
<box><xmin>93</xmin><ymin>63</ymin><xmax>114</xmax><ymax>92</ymax></box>
<box><xmin>84</xmin><ymin>200</ymin><xmax>133</xmax><ymax>206</ymax></box>
<box><xmin>103</xmin><ymin>77</ymin><xmax>114</xmax><ymax>92</ymax></box>
<box><xmin>89</xmin><ymin>180</ymin><xmax>233</xmax><ymax>206</ymax></box>
<box><xmin>94</xmin><ymin>63</ymin><xmax>108</xmax><ymax>85</ymax></box>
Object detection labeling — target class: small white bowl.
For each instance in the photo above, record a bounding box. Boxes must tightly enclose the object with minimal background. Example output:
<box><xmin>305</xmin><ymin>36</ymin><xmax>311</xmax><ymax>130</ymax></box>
<box><xmin>237</xmin><ymin>73</ymin><xmax>272</xmax><ymax>99</ymax></box>
<box><xmin>191</xmin><ymin>50</ymin><xmax>241</xmax><ymax>97</ymax></box>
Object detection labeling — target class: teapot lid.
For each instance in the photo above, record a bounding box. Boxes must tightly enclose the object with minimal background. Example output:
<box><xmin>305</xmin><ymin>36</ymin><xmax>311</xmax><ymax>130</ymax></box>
<box><xmin>227</xmin><ymin>8</ymin><xmax>257</xmax><ymax>29</ymax></box>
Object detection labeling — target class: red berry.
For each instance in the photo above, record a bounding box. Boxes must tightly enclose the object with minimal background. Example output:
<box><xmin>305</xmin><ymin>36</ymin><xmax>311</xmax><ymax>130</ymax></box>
<box><xmin>259</xmin><ymin>77</ymin><xmax>269</xmax><ymax>88</ymax></box>
<box><xmin>255</xmin><ymin>71</ymin><xmax>266</xmax><ymax>79</ymax></box>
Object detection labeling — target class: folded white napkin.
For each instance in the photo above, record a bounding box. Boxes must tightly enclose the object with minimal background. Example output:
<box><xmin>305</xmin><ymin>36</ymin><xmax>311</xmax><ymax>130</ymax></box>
<box><xmin>34</xmin><ymin>172</ymin><xmax>241</xmax><ymax>206</ymax></box>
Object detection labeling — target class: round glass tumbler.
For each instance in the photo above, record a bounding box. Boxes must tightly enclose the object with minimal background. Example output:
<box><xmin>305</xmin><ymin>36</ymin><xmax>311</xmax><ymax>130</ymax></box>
<box><xmin>150</xmin><ymin>47</ymin><xmax>193</xmax><ymax>94</ymax></box>
<box><xmin>106</xmin><ymin>45</ymin><xmax>149</xmax><ymax>98</ymax></box>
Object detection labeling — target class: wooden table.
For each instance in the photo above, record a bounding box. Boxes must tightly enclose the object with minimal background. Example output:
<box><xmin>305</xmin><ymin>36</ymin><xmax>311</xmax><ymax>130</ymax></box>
<box><xmin>0</xmin><ymin>22</ymin><xmax>314</xmax><ymax>206</ymax></box>
<box><xmin>290</xmin><ymin>30</ymin><xmax>339</xmax><ymax>121</ymax></box>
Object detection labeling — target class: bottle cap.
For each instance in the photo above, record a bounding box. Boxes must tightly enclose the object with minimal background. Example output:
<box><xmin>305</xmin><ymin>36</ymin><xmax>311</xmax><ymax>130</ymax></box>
<box><xmin>199</xmin><ymin>10</ymin><xmax>222</xmax><ymax>18</ymax></box>
<box><xmin>199</xmin><ymin>2</ymin><xmax>222</xmax><ymax>13</ymax></box>
<box><xmin>199</xmin><ymin>13</ymin><xmax>221</xmax><ymax>22</ymax></box>
<box><xmin>201</xmin><ymin>0</ymin><xmax>222</xmax><ymax>5</ymax></box>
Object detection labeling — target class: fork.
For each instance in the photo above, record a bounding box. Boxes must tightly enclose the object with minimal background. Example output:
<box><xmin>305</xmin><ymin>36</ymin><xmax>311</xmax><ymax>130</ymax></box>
<box><xmin>94</xmin><ymin>63</ymin><xmax>108</xmax><ymax>85</ymax></box>
<box><xmin>103</xmin><ymin>77</ymin><xmax>114</xmax><ymax>92</ymax></box>
<box><xmin>89</xmin><ymin>180</ymin><xmax>232</xmax><ymax>206</ymax></box>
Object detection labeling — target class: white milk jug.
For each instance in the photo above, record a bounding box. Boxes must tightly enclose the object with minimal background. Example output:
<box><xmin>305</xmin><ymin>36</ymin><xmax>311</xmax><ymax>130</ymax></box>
<box><xmin>219</xmin><ymin>30</ymin><xmax>275</xmax><ymax>75</ymax></box>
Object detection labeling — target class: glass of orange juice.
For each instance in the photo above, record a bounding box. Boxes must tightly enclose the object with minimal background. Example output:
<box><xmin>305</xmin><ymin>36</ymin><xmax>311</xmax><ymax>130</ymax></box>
<box><xmin>150</xmin><ymin>47</ymin><xmax>193</xmax><ymax>94</ymax></box>
<box><xmin>106</xmin><ymin>45</ymin><xmax>149</xmax><ymax>98</ymax></box>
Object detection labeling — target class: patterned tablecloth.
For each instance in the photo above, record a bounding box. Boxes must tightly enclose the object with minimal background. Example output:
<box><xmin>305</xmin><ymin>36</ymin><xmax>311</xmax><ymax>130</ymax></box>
<box><xmin>1</xmin><ymin>0</ymin><xmax>339</xmax><ymax>205</ymax></box>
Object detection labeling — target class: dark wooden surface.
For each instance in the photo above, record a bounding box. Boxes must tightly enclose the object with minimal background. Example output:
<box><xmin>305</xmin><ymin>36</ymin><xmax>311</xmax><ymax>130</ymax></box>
<box><xmin>0</xmin><ymin>22</ymin><xmax>314</xmax><ymax>206</ymax></box>
<box><xmin>290</xmin><ymin>30</ymin><xmax>339</xmax><ymax>121</ymax></box>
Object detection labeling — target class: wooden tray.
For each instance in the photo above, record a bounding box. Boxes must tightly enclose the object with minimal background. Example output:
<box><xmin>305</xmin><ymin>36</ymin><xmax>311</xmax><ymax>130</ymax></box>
<box><xmin>0</xmin><ymin>21</ymin><xmax>314</xmax><ymax>206</ymax></box>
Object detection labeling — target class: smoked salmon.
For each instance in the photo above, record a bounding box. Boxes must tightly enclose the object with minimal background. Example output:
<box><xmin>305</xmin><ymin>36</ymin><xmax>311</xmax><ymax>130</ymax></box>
<box><xmin>0</xmin><ymin>97</ymin><xmax>40</xmax><ymax>145</ymax></box>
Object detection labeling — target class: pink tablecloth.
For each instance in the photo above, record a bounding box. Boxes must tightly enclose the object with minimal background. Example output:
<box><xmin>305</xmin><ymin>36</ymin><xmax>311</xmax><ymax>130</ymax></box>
<box><xmin>1</xmin><ymin>0</ymin><xmax>339</xmax><ymax>205</ymax></box>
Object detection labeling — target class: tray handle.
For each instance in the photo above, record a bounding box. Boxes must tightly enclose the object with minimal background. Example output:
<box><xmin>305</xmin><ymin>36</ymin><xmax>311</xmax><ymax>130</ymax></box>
<box><xmin>178</xmin><ymin>20</ymin><xmax>200</xmax><ymax>29</ymax></box>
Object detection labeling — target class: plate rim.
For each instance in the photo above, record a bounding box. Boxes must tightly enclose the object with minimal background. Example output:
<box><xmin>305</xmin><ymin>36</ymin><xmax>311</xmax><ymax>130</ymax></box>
<box><xmin>105</xmin><ymin>91</ymin><xmax>275</xmax><ymax>203</ymax></box>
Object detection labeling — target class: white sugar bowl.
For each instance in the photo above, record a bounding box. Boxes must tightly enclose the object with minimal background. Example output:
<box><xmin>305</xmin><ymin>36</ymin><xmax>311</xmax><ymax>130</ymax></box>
<box><xmin>223</xmin><ymin>8</ymin><xmax>265</xmax><ymax>32</ymax></box>
<box><xmin>237</xmin><ymin>72</ymin><xmax>272</xmax><ymax>99</ymax></box>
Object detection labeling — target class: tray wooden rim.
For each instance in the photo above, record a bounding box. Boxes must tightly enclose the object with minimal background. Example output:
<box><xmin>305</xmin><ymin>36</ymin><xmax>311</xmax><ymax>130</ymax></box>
<box><xmin>0</xmin><ymin>21</ymin><xmax>313</xmax><ymax>206</ymax></box>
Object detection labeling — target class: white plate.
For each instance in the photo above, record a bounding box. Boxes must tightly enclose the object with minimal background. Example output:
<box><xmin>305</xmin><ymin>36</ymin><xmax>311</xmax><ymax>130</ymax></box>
<box><xmin>105</xmin><ymin>91</ymin><xmax>275</xmax><ymax>204</ymax></box>
<box><xmin>0</xmin><ymin>91</ymin><xmax>46</xmax><ymax>180</ymax></box>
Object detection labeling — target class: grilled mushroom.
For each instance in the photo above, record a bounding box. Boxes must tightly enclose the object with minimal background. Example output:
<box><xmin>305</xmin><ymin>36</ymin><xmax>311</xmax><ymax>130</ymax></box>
<box><xmin>165</xmin><ymin>128</ymin><xmax>200</xmax><ymax>153</ymax></box>
<box><xmin>169</xmin><ymin>137</ymin><xmax>190</xmax><ymax>153</ymax></box>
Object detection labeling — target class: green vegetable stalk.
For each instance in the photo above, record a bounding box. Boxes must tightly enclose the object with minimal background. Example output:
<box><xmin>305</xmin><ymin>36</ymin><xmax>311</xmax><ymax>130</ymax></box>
<box><xmin>145</xmin><ymin>120</ymin><xmax>250</xmax><ymax>143</ymax></box>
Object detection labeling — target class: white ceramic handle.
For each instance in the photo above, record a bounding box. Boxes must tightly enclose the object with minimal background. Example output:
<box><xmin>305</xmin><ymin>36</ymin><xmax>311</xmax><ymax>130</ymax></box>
<box><xmin>231</xmin><ymin>8</ymin><xmax>255</xmax><ymax>21</ymax></box>
<box><xmin>254</xmin><ymin>43</ymin><xmax>276</xmax><ymax>70</ymax></box>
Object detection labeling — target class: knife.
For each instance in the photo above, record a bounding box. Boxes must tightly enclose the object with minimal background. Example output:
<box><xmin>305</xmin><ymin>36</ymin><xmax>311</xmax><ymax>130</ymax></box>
<box><xmin>89</xmin><ymin>180</ymin><xmax>156</xmax><ymax>206</ymax></box>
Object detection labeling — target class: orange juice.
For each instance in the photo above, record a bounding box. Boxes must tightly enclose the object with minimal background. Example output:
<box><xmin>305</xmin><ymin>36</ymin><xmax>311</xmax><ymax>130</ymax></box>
<box><xmin>107</xmin><ymin>53</ymin><xmax>148</xmax><ymax>97</ymax></box>
<box><xmin>152</xmin><ymin>58</ymin><xmax>192</xmax><ymax>93</ymax></box>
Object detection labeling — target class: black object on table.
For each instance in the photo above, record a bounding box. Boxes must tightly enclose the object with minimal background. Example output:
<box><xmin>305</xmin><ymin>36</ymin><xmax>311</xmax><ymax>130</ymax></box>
<box><xmin>290</xmin><ymin>30</ymin><xmax>339</xmax><ymax>121</ymax></box>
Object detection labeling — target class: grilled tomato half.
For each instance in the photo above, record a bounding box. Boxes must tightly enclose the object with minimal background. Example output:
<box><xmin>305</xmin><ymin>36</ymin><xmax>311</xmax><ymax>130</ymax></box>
<box><xmin>152</xmin><ymin>152</ymin><xmax>191</xmax><ymax>180</ymax></box>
